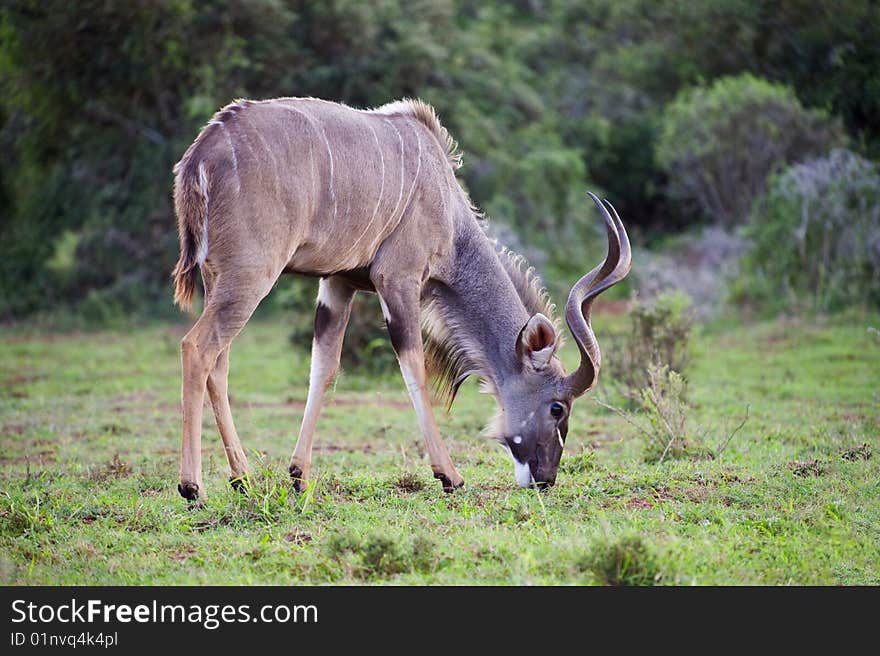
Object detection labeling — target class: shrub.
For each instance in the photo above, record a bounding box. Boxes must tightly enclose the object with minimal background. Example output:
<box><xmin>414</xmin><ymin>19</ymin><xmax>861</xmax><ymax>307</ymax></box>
<box><xmin>739</xmin><ymin>148</ymin><xmax>880</xmax><ymax>312</ymax></box>
<box><xmin>605</xmin><ymin>291</ymin><xmax>694</xmax><ymax>400</ymax></box>
<box><xmin>657</xmin><ymin>74</ymin><xmax>842</xmax><ymax>228</ymax></box>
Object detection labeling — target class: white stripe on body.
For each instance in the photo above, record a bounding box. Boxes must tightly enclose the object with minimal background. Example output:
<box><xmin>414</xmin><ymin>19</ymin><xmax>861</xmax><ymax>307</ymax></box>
<box><xmin>196</xmin><ymin>161</ymin><xmax>210</xmax><ymax>265</ymax></box>
<box><xmin>366</xmin><ymin>121</ymin><xmax>422</xmax><ymax>254</ymax></box>
<box><xmin>335</xmin><ymin>121</ymin><xmax>386</xmax><ymax>265</ymax></box>
<box><xmin>217</xmin><ymin>123</ymin><xmax>240</xmax><ymax>193</ymax></box>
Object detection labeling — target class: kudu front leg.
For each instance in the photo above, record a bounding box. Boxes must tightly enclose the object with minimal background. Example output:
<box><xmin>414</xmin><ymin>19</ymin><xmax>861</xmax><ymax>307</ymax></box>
<box><xmin>375</xmin><ymin>282</ymin><xmax>464</xmax><ymax>493</ymax></box>
<box><xmin>288</xmin><ymin>277</ymin><xmax>356</xmax><ymax>492</ymax></box>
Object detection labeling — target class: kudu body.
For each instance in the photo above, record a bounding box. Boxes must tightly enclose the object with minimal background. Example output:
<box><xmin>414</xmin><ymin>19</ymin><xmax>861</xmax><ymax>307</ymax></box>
<box><xmin>171</xmin><ymin>97</ymin><xmax>630</xmax><ymax>500</ymax></box>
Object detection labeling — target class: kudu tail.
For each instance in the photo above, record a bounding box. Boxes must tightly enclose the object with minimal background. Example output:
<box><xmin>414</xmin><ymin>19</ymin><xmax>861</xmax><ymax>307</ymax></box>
<box><xmin>171</xmin><ymin>159</ymin><xmax>209</xmax><ymax>312</ymax></box>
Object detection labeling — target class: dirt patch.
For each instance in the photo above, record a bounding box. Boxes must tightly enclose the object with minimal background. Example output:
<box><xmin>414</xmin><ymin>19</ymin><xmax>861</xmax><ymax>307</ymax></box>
<box><xmin>2</xmin><ymin>373</ymin><xmax>46</xmax><ymax>388</ymax></box>
<box><xmin>0</xmin><ymin>451</ymin><xmax>55</xmax><ymax>465</ymax></box>
<box><xmin>627</xmin><ymin>486</ymin><xmax>674</xmax><ymax>509</ymax></box>
<box><xmin>169</xmin><ymin>547</ymin><xmax>197</xmax><ymax>562</ymax></box>
<box><xmin>233</xmin><ymin>395</ymin><xmax>411</xmax><ymax>412</ymax></box>
<box><xmin>627</xmin><ymin>497</ymin><xmax>655</xmax><ymax>510</ymax></box>
<box><xmin>315</xmin><ymin>443</ymin><xmax>374</xmax><ymax>454</ymax></box>
<box><xmin>284</xmin><ymin>531</ymin><xmax>312</xmax><ymax>545</ymax></box>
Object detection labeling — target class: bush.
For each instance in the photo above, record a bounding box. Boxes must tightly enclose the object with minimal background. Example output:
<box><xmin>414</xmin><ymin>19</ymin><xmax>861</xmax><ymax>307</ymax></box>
<box><xmin>739</xmin><ymin>148</ymin><xmax>880</xmax><ymax>312</ymax></box>
<box><xmin>605</xmin><ymin>291</ymin><xmax>694</xmax><ymax>400</ymax></box>
<box><xmin>657</xmin><ymin>74</ymin><xmax>842</xmax><ymax>228</ymax></box>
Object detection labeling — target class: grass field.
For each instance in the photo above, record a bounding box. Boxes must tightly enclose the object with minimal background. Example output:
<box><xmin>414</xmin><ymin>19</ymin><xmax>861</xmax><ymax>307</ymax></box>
<box><xmin>1</xmin><ymin>309</ymin><xmax>878</xmax><ymax>585</ymax></box>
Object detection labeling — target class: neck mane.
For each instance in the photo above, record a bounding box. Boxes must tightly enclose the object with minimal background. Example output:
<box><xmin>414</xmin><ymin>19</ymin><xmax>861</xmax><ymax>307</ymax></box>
<box><xmin>422</xmin><ymin>205</ymin><xmax>560</xmax><ymax>408</ymax></box>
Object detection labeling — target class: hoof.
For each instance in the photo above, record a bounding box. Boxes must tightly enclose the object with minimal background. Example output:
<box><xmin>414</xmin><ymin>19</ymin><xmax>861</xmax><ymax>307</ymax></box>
<box><xmin>178</xmin><ymin>481</ymin><xmax>200</xmax><ymax>501</ymax></box>
<box><xmin>229</xmin><ymin>475</ymin><xmax>249</xmax><ymax>494</ymax></box>
<box><xmin>288</xmin><ymin>464</ymin><xmax>307</xmax><ymax>493</ymax></box>
<box><xmin>434</xmin><ymin>472</ymin><xmax>465</xmax><ymax>494</ymax></box>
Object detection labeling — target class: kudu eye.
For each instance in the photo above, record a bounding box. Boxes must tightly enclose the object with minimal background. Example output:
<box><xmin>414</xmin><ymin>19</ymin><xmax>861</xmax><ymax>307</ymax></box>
<box><xmin>550</xmin><ymin>402</ymin><xmax>565</xmax><ymax>419</ymax></box>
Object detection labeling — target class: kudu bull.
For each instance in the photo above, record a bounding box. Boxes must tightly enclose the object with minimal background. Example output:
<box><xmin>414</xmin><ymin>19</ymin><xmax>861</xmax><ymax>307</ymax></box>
<box><xmin>171</xmin><ymin>97</ymin><xmax>630</xmax><ymax>500</ymax></box>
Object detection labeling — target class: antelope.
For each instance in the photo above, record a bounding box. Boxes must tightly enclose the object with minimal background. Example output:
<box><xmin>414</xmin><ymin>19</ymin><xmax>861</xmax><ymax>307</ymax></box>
<box><xmin>171</xmin><ymin>97</ymin><xmax>630</xmax><ymax>501</ymax></box>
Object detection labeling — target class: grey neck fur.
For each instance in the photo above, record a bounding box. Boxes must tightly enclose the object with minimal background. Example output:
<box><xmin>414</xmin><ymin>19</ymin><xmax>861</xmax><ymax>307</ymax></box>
<box><xmin>423</xmin><ymin>199</ymin><xmax>557</xmax><ymax>408</ymax></box>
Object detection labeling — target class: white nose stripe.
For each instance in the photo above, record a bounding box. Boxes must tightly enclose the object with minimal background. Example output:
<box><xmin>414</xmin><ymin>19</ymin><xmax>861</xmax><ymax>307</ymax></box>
<box><xmin>513</xmin><ymin>459</ymin><xmax>533</xmax><ymax>488</ymax></box>
<box><xmin>500</xmin><ymin>441</ymin><xmax>534</xmax><ymax>488</ymax></box>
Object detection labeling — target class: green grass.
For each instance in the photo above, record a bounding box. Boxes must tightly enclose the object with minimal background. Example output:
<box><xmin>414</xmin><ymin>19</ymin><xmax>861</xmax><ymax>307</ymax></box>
<box><xmin>1</xmin><ymin>311</ymin><xmax>878</xmax><ymax>585</ymax></box>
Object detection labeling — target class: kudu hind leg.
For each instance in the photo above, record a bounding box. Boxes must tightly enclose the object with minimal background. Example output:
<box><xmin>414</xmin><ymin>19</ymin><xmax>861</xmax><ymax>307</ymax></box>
<box><xmin>288</xmin><ymin>277</ymin><xmax>356</xmax><ymax>492</ymax></box>
<box><xmin>178</xmin><ymin>281</ymin><xmax>274</xmax><ymax>502</ymax></box>
<box><xmin>375</xmin><ymin>283</ymin><xmax>464</xmax><ymax>492</ymax></box>
<box><xmin>206</xmin><ymin>347</ymin><xmax>249</xmax><ymax>489</ymax></box>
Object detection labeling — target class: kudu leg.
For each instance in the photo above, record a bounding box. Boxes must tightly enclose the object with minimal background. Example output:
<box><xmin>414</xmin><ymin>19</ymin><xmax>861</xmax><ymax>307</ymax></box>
<box><xmin>288</xmin><ymin>277</ymin><xmax>356</xmax><ymax>492</ymax></box>
<box><xmin>375</xmin><ymin>282</ymin><xmax>464</xmax><ymax>492</ymax></box>
<box><xmin>206</xmin><ymin>347</ymin><xmax>249</xmax><ymax>487</ymax></box>
<box><xmin>178</xmin><ymin>279</ymin><xmax>274</xmax><ymax>502</ymax></box>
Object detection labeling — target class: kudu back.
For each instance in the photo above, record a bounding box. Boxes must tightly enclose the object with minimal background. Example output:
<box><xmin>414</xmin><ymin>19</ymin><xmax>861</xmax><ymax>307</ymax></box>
<box><xmin>171</xmin><ymin>97</ymin><xmax>630</xmax><ymax>501</ymax></box>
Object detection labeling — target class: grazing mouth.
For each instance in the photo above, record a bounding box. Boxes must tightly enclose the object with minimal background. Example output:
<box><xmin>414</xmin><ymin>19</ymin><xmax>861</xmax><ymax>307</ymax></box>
<box><xmin>499</xmin><ymin>440</ymin><xmax>534</xmax><ymax>488</ymax></box>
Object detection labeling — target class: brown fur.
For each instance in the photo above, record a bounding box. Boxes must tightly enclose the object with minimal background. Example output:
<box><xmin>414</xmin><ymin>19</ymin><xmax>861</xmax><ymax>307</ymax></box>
<box><xmin>169</xmin><ymin>95</ymin><xmax>628</xmax><ymax>498</ymax></box>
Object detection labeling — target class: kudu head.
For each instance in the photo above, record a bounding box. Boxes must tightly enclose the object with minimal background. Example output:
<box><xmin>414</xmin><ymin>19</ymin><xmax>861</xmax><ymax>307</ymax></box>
<box><xmin>497</xmin><ymin>193</ymin><xmax>631</xmax><ymax>488</ymax></box>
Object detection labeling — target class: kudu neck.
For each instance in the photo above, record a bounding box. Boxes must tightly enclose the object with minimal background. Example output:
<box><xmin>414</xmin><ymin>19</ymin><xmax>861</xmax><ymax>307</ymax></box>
<box><xmin>439</xmin><ymin>219</ymin><xmax>531</xmax><ymax>387</ymax></box>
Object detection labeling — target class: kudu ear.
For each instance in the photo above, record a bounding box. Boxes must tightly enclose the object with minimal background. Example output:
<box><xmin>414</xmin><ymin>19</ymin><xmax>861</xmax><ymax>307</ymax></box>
<box><xmin>516</xmin><ymin>313</ymin><xmax>558</xmax><ymax>370</ymax></box>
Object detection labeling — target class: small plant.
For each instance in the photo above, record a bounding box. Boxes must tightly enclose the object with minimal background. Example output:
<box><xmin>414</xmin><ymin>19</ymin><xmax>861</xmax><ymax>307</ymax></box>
<box><xmin>393</xmin><ymin>471</ymin><xmax>426</xmax><ymax>493</ymax></box>
<box><xmin>322</xmin><ymin>530</ymin><xmax>436</xmax><ymax>579</ymax></box>
<box><xmin>0</xmin><ymin>491</ymin><xmax>54</xmax><ymax>537</ymax></box>
<box><xmin>560</xmin><ymin>449</ymin><xmax>597</xmax><ymax>476</ymax></box>
<box><xmin>597</xmin><ymin>364</ymin><xmax>748</xmax><ymax>464</ymax></box>
<box><xmin>228</xmin><ymin>467</ymin><xmax>293</xmax><ymax>524</ymax></box>
<box><xmin>578</xmin><ymin>534</ymin><xmax>662</xmax><ymax>586</ymax></box>
<box><xmin>788</xmin><ymin>459</ymin><xmax>825</xmax><ymax>477</ymax></box>
<box><xmin>605</xmin><ymin>291</ymin><xmax>693</xmax><ymax>402</ymax></box>
<box><xmin>840</xmin><ymin>443</ymin><xmax>871</xmax><ymax>462</ymax></box>
<box><xmin>639</xmin><ymin>365</ymin><xmax>698</xmax><ymax>462</ymax></box>
<box><xmin>86</xmin><ymin>454</ymin><xmax>133</xmax><ymax>483</ymax></box>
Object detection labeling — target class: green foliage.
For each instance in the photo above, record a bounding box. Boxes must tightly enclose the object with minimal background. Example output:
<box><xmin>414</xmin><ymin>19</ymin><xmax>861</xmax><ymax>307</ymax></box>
<box><xmin>657</xmin><ymin>74</ymin><xmax>842</xmax><ymax>227</ymax></box>
<box><xmin>738</xmin><ymin>149</ymin><xmax>880</xmax><ymax>313</ymax></box>
<box><xmin>1</xmin><ymin>1</ymin><xmax>878</xmax><ymax>321</ymax></box>
<box><xmin>605</xmin><ymin>291</ymin><xmax>693</xmax><ymax>400</ymax></box>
